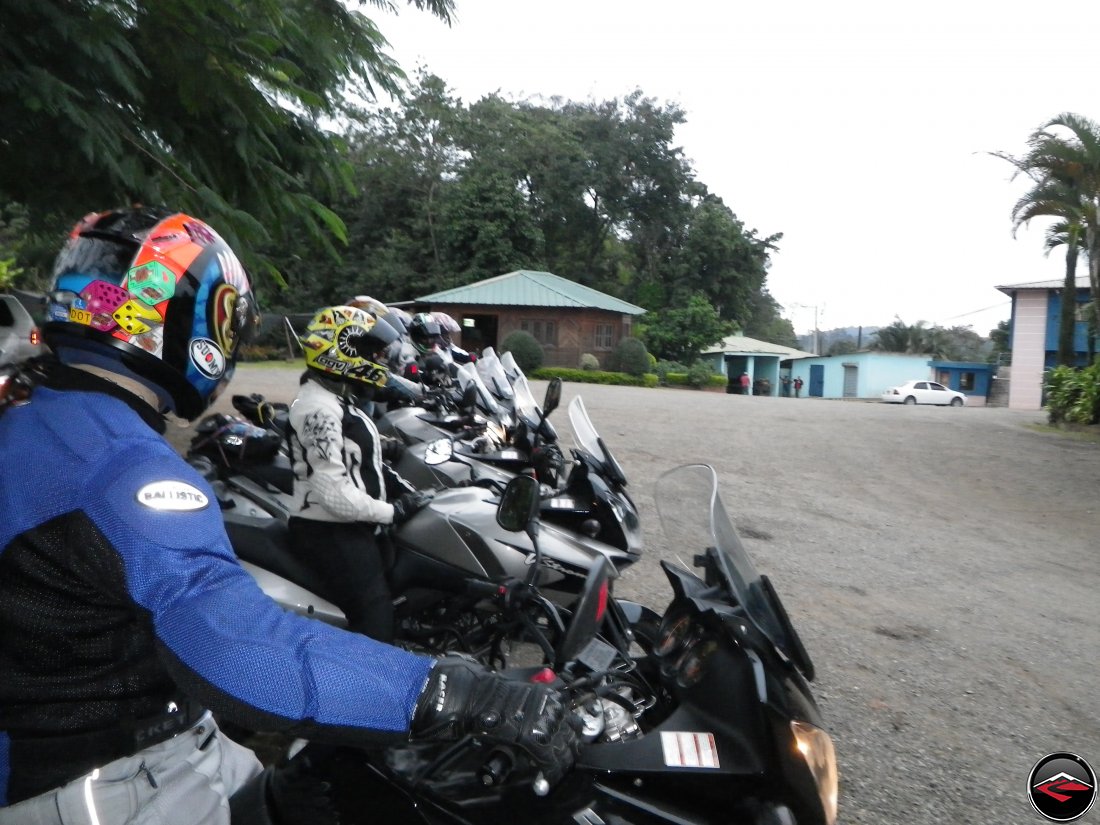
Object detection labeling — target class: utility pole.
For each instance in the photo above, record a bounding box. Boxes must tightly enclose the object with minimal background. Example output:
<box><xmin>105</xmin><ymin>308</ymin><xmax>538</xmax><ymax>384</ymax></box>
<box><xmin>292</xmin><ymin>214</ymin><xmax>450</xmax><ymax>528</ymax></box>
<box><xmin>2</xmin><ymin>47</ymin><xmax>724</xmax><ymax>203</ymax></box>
<box><xmin>790</xmin><ymin>302</ymin><xmax>823</xmax><ymax>355</ymax></box>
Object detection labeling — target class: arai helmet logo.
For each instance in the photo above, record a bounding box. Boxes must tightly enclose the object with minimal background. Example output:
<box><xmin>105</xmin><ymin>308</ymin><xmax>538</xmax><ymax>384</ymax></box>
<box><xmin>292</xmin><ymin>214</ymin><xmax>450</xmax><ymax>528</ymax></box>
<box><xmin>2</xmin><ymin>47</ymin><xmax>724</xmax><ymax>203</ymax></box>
<box><xmin>189</xmin><ymin>337</ymin><xmax>225</xmax><ymax>379</ymax></box>
<box><xmin>136</xmin><ymin>481</ymin><xmax>210</xmax><ymax>512</ymax></box>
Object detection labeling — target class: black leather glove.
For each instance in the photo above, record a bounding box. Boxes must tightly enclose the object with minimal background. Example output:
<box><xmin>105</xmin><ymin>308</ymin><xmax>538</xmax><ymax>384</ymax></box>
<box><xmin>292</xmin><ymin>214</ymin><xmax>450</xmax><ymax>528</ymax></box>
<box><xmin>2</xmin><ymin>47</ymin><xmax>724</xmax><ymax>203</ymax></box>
<box><xmin>381</xmin><ymin>437</ymin><xmax>406</xmax><ymax>463</ymax></box>
<box><xmin>391</xmin><ymin>490</ymin><xmax>434</xmax><ymax>525</ymax></box>
<box><xmin>412</xmin><ymin>657</ymin><xmax>578</xmax><ymax>785</ymax></box>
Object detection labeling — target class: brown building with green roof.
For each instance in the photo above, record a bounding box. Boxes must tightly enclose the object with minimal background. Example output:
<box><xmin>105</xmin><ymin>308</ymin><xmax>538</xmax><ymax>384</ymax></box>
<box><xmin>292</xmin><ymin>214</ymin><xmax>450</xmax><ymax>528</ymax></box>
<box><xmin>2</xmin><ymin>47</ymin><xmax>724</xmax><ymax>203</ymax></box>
<box><xmin>410</xmin><ymin>270</ymin><xmax>646</xmax><ymax>369</ymax></box>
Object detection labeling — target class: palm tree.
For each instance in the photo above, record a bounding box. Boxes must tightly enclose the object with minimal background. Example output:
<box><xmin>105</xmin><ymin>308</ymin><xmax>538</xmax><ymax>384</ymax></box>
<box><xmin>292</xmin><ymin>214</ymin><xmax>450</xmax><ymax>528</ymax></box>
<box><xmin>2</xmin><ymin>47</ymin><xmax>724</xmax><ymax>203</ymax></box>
<box><xmin>1043</xmin><ymin>220</ymin><xmax>1086</xmax><ymax>365</ymax></box>
<box><xmin>1000</xmin><ymin>113</ymin><xmax>1100</xmax><ymax>352</ymax></box>
<box><xmin>1006</xmin><ymin>175</ymin><xmax>1086</xmax><ymax>366</ymax></box>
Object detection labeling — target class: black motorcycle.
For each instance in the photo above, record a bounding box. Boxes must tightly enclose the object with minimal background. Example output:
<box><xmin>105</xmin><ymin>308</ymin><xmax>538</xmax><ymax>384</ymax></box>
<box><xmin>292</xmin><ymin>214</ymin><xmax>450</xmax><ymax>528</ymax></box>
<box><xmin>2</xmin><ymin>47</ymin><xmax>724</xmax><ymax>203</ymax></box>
<box><xmin>232</xmin><ymin>465</ymin><xmax>838</xmax><ymax>825</ymax></box>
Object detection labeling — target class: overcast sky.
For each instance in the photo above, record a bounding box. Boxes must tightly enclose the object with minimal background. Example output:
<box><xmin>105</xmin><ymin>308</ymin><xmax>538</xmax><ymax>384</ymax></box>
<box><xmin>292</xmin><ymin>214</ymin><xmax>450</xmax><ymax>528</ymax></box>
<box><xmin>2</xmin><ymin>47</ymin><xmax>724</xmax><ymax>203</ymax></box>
<box><xmin>375</xmin><ymin>0</ymin><xmax>1098</xmax><ymax>336</ymax></box>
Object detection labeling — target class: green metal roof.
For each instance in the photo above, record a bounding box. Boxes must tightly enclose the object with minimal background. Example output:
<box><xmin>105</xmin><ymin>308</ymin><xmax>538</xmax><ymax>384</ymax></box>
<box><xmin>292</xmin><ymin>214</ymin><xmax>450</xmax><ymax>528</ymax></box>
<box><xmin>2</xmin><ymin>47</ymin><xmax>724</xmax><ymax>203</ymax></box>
<box><xmin>417</xmin><ymin>270</ymin><xmax>646</xmax><ymax>315</ymax></box>
<box><xmin>701</xmin><ymin>334</ymin><xmax>817</xmax><ymax>359</ymax></box>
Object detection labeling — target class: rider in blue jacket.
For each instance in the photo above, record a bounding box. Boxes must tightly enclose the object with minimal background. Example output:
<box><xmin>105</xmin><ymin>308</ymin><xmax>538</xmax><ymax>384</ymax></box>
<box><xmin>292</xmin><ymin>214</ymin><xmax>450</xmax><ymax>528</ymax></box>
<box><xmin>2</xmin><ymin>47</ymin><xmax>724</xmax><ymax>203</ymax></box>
<box><xmin>0</xmin><ymin>207</ymin><xmax>576</xmax><ymax>824</ymax></box>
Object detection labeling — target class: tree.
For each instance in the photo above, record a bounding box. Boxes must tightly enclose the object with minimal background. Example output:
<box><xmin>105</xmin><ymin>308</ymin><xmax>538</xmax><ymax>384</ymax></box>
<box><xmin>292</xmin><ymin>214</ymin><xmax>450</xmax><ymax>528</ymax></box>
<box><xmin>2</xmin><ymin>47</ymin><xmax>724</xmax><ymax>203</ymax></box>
<box><xmin>1004</xmin><ymin>174</ymin><xmax>1085</xmax><ymax>366</ymax></box>
<box><xmin>0</xmin><ymin>0</ymin><xmax>454</xmax><ymax>285</ymax></box>
<box><xmin>670</xmin><ymin>195</ymin><xmax>782</xmax><ymax>327</ymax></box>
<box><xmin>997</xmin><ymin>113</ymin><xmax>1100</xmax><ymax>350</ymax></box>
<box><xmin>639</xmin><ymin>293</ymin><xmax>734</xmax><ymax>364</ymax></box>
<box><xmin>1042</xmin><ymin>220</ymin><xmax>1086</xmax><ymax>365</ymax></box>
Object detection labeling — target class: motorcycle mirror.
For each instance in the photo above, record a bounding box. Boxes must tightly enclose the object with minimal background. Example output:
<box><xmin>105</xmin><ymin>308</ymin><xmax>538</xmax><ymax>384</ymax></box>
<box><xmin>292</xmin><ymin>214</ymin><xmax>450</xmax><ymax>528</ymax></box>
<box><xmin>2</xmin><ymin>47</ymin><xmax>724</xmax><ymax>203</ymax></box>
<box><xmin>461</xmin><ymin>382</ymin><xmax>478</xmax><ymax>412</ymax></box>
<box><xmin>423</xmin><ymin>438</ymin><xmax>454</xmax><ymax>466</ymax></box>
<box><xmin>496</xmin><ymin>475</ymin><xmax>540</xmax><ymax>533</ymax></box>
<box><xmin>542</xmin><ymin>377</ymin><xmax>562</xmax><ymax>416</ymax></box>
<box><xmin>554</xmin><ymin>556</ymin><xmax>611</xmax><ymax>670</ymax></box>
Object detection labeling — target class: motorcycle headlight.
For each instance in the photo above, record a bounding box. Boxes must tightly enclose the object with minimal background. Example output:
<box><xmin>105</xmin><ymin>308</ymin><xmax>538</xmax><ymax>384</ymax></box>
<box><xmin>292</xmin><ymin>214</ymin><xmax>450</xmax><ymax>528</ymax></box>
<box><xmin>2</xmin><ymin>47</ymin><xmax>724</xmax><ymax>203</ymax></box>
<box><xmin>791</xmin><ymin>720</ymin><xmax>838</xmax><ymax>825</ymax></box>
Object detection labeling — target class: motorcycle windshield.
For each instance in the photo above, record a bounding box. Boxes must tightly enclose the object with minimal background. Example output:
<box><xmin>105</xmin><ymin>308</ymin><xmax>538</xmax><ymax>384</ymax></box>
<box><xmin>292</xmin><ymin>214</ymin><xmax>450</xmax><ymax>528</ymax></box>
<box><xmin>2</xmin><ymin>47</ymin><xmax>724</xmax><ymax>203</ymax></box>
<box><xmin>456</xmin><ymin>362</ymin><xmax>500</xmax><ymax>415</ymax></box>
<box><xmin>655</xmin><ymin>464</ymin><xmax>795</xmax><ymax>660</ymax></box>
<box><xmin>499</xmin><ymin>350</ymin><xmax>522</xmax><ymax>383</ymax></box>
<box><xmin>510</xmin><ymin>368</ymin><xmax>541</xmax><ymax>426</ymax></box>
<box><xmin>568</xmin><ymin>396</ymin><xmax>607</xmax><ymax>464</ymax></box>
<box><xmin>476</xmin><ymin>348</ymin><xmax>514</xmax><ymax>400</ymax></box>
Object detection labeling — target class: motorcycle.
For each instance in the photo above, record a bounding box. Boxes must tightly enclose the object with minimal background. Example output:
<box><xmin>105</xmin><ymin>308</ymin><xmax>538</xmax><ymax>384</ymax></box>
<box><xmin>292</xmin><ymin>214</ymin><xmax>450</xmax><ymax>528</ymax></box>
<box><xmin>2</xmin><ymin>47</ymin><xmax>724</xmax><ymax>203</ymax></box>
<box><xmin>231</xmin><ymin>465</ymin><xmax>838</xmax><ymax>825</ymax></box>
<box><xmin>219</xmin><ymin>373</ymin><xmax>642</xmax><ymax>562</ymax></box>
<box><xmin>197</xmin><ymin>435</ymin><xmax>639</xmax><ymax>650</ymax></box>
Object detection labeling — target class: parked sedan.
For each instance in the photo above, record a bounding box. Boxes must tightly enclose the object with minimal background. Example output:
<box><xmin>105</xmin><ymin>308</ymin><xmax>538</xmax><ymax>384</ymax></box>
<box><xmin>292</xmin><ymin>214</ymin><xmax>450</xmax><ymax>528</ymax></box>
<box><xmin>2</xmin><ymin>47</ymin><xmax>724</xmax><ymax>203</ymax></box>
<box><xmin>0</xmin><ymin>294</ymin><xmax>44</xmax><ymax>366</ymax></box>
<box><xmin>881</xmin><ymin>380</ymin><xmax>966</xmax><ymax>406</ymax></box>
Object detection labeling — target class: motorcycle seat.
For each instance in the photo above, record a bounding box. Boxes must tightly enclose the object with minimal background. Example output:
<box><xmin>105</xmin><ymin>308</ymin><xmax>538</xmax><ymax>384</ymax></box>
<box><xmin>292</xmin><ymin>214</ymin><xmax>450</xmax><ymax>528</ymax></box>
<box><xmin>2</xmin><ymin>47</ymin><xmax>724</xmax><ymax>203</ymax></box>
<box><xmin>225</xmin><ymin>517</ymin><xmax>336</xmax><ymax>605</ymax></box>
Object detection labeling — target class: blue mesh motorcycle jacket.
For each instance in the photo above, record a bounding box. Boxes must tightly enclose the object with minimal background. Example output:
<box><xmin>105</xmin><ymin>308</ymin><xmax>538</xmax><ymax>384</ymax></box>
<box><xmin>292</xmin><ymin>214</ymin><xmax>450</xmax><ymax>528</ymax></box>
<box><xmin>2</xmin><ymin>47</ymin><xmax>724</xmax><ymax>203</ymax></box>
<box><xmin>0</xmin><ymin>367</ymin><xmax>434</xmax><ymax>805</ymax></box>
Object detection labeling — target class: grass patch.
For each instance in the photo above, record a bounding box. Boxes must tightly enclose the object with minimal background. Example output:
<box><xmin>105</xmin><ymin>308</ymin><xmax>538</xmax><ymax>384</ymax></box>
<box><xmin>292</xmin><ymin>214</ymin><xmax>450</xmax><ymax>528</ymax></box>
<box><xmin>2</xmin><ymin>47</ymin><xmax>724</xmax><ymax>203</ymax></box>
<box><xmin>1024</xmin><ymin>421</ymin><xmax>1100</xmax><ymax>443</ymax></box>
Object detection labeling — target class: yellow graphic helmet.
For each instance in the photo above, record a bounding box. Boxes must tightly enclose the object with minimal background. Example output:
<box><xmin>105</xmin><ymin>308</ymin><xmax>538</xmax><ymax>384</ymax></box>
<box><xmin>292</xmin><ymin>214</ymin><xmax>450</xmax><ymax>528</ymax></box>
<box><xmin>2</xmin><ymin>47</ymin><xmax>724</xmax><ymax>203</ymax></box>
<box><xmin>299</xmin><ymin>305</ymin><xmax>398</xmax><ymax>388</ymax></box>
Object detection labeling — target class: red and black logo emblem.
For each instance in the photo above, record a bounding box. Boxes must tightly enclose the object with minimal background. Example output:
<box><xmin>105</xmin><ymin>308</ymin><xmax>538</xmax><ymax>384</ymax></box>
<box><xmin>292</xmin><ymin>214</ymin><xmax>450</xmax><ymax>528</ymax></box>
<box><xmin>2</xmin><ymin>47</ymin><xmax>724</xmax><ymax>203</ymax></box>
<box><xmin>1028</xmin><ymin>752</ymin><xmax>1096</xmax><ymax>822</ymax></box>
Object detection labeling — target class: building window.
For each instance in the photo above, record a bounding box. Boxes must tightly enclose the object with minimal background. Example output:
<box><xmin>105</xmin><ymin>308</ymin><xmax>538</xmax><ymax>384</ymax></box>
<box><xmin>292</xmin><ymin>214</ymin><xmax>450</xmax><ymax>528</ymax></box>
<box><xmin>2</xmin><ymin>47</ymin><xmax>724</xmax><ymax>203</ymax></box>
<box><xmin>594</xmin><ymin>323</ymin><xmax>613</xmax><ymax>350</ymax></box>
<box><xmin>520</xmin><ymin>319</ymin><xmax>558</xmax><ymax>346</ymax></box>
<box><xmin>959</xmin><ymin>372</ymin><xmax>975</xmax><ymax>391</ymax></box>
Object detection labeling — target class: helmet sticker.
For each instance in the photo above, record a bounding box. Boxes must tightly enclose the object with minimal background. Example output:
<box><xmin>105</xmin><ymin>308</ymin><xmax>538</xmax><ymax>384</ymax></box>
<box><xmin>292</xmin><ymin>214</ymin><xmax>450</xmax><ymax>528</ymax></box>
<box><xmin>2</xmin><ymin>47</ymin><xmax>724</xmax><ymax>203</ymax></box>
<box><xmin>136</xmin><ymin>480</ymin><xmax>209</xmax><ymax>512</ymax></box>
<box><xmin>336</xmin><ymin>324</ymin><xmax>367</xmax><ymax>358</ymax></box>
<box><xmin>79</xmin><ymin>280</ymin><xmax>130</xmax><ymax>332</ymax></box>
<box><xmin>113</xmin><ymin>299</ymin><xmax>163</xmax><ymax>336</ymax></box>
<box><xmin>127</xmin><ymin>260</ymin><xmax>177</xmax><ymax>305</ymax></box>
<box><xmin>130</xmin><ymin>325</ymin><xmax>164</xmax><ymax>355</ymax></box>
<box><xmin>216</xmin><ymin>248</ymin><xmax>249</xmax><ymax>293</ymax></box>
<box><xmin>209</xmin><ymin>283</ymin><xmax>241</xmax><ymax>354</ymax></box>
<box><xmin>189</xmin><ymin>338</ymin><xmax>226</xmax><ymax>379</ymax></box>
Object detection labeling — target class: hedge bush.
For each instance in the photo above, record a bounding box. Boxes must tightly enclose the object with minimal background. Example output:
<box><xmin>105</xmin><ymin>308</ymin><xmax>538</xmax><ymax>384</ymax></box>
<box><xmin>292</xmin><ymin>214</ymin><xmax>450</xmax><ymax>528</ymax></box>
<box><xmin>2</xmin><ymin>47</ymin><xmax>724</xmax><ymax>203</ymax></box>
<box><xmin>1046</xmin><ymin>362</ymin><xmax>1100</xmax><ymax>425</ymax></box>
<box><xmin>500</xmin><ymin>330</ymin><xmax>544</xmax><ymax>373</ymax></box>
<box><xmin>578</xmin><ymin>352</ymin><xmax>600</xmax><ymax>370</ymax></box>
<box><xmin>532</xmin><ymin>367</ymin><xmax>659</xmax><ymax>387</ymax></box>
<box><xmin>608</xmin><ymin>336</ymin><xmax>651</xmax><ymax>377</ymax></box>
<box><xmin>663</xmin><ymin>371</ymin><xmax>727</xmax><ymax>390</ymax></box>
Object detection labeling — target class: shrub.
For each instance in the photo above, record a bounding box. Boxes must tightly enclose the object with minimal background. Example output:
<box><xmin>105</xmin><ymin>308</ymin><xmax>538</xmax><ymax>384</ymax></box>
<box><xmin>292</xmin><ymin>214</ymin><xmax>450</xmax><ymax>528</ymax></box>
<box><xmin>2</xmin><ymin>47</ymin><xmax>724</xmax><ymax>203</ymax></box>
<box><xmin>500</xmin><ymin>330</ymin><xmax>544</xmax><ymax>373</ymax></box>
<box><xmin>664</xmin><ymin>371</ymin><xmax>727</xmax><ymax>390</ymax></box>
<box><xmin>610</xmin><ymin>336</ymin><xmax>650</xmax><ymax>377</ymax></box>
<box><xmin>654</xmin><ymin>360</ymin><xmax>689</xmax><ymax>384</ymax></box>
<box><xmin>532</xmin><ymin>367</ymin><xmax>659</xmax><ymax>387</ymax></box>
<box><xmin>578</xmin><ymin>352</ymin><xmax>600</xmax><ymax>371</ymax></box>
<box><xmin>1046</xmin><ymin>362</ymin><xmax>1100</xmax><ymax>425</ymax></box>
<box><xmin>685</xmin><ymin>361</ymin><xmax>716</xmax><ymax>389</ymax></box>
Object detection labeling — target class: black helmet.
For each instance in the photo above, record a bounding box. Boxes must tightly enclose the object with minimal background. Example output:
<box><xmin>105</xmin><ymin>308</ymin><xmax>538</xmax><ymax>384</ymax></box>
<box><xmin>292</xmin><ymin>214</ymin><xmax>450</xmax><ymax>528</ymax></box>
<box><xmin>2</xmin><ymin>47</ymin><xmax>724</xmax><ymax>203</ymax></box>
<box><xmin>408</xmin><ymin>312</ymin><xmax>441</xmax><ymax>355</ymax></box>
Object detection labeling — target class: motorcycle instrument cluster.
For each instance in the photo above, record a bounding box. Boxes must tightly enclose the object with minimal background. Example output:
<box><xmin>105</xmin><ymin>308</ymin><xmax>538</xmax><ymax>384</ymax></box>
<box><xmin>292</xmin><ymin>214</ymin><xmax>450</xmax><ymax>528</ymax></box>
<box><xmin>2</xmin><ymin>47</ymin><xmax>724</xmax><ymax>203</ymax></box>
<box><xmin>654</xmin><ymin>605</ymin><xmax>721</xmax><ymax>688</ymax></box>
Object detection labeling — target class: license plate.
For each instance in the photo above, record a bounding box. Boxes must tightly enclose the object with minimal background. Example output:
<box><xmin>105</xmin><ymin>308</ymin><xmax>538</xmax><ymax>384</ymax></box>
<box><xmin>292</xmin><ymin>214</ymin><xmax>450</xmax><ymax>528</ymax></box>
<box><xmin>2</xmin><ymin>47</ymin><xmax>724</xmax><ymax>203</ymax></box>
<box><xmin>69</xmin><ymin>307</ymin><xmax>93</xmax><ymax>325</ymax></box>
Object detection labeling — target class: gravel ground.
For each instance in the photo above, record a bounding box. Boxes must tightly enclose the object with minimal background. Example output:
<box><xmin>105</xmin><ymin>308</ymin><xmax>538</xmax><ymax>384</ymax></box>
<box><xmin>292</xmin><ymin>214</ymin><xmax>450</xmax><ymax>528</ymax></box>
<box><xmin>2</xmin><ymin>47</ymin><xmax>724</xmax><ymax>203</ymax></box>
<box><xmin>169</xmin><ymin>366</ymin><xmax>1100</xmax><ymax>825</ymax></box>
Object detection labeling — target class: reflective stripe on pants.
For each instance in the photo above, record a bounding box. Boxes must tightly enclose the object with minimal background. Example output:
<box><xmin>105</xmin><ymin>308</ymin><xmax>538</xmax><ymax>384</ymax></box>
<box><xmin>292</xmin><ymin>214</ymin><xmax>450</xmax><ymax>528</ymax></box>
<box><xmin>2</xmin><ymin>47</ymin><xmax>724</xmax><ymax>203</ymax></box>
<box><xmin>0</xmin><ymin>714</ymin><xmax>262</xmax><ymax>825</ymax></box>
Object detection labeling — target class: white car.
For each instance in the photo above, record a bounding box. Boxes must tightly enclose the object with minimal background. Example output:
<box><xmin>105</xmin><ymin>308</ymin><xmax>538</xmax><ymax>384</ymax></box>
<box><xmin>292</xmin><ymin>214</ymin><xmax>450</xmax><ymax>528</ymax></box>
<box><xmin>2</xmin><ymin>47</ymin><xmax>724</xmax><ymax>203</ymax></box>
<box><xmin>0</xmin><ymin>294</ymin><xmax>44</xmax><ymax>366</ymax></box>
<box><xmin>881</xmin><ymin>380</ymin><xmax>966</xmax><ymax>406</ymax></box>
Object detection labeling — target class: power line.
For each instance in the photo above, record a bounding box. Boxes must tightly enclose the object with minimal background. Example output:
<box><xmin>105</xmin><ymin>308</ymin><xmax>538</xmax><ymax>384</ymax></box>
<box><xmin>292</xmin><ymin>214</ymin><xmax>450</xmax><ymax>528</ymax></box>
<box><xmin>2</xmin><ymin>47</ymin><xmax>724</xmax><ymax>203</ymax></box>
<box><xmin>932</xmin><ymin>300</ymin><xmax>1011</xmax><ymax>325</ymax></box>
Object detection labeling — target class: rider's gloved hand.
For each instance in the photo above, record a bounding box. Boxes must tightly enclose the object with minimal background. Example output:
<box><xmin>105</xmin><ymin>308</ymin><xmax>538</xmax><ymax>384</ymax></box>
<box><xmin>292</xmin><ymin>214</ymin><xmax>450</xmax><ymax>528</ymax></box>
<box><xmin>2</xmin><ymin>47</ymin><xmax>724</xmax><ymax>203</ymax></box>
<box><xmin>381</xmin><ymin>437</ymin><xmax>406</xmax><ymax>463</ymax></box>
<box><xmin>391</xmin><ymin>490</ymin><xmax>434</xmax><ymax>525</ymax></box>
<box><xmin>411</xmin><ymin>656</ymin><xmax>579</xmax><ymax>786</ymax></box>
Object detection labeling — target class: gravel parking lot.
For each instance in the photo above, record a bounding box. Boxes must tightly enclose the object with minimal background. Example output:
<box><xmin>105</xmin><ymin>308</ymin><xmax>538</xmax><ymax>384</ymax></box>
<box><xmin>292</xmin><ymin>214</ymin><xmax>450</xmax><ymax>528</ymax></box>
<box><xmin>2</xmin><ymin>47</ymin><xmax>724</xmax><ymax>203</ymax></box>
<box><xmin>172</xmin><ymin>366</ymin><xmax>1100</xmax><ymax>824</ymax></box>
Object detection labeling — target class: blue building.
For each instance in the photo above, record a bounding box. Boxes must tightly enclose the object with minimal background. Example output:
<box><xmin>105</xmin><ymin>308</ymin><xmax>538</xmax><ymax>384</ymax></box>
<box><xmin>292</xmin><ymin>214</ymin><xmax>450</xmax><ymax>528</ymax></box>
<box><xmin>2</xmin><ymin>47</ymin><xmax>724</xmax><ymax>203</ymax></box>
<box><xmin>995</xmin><ymin>275</ymin><xmax>1093</xmax><ymax>410</ymax></box>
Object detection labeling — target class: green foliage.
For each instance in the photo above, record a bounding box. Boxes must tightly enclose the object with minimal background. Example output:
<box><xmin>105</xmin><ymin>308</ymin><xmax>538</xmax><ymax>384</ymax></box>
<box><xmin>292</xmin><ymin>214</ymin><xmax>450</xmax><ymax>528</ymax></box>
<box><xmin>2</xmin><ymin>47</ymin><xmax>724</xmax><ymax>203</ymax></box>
<box><xmin>1045</xmin><ymin>363</ymin><xmax>1100</xmax><ymax>424</ymax></box>
<box><xmin>578</xmin><ymin>353</ymin><xmax>600</xmax><ymax>370</ymax></box>
<box><xmin>0</xmin><ymin>0</ymin><xmax>453</xmax><ymax>289</ymax></box>
<box><xmin>663</xmin><ymin>371</ymin><xmax>727</xmax><ymax>389</ymax></box>
<box><xmin>871</xmin><ymin>318</ymin><xmax>988</xmax><ymax>360</ymax></box>
<box><xmin>996</xmin><ymin>112</ymin><xmax>1100</xmax><ymax>342</ymax></box>
<box><xmin>654</xmin><ymin>360</ymin><xmax>688</xmax><ymax>383</ymax></box>
<box><xmin>605</xmin><ymin>336</ymin><xmax>650</xmax><ymax>377</ymax></box>
<box><xmin>989</xmin><ymin>320</ymin><xmax>1010</xmax><ymax>362</ymax></box>
<box><xmin>500</xmin><ymin>330</ymin><xmax>544</xmax><ymax>373</ymax></box>
<box><xmin>640</xmin><ymin>293</ymin><xmax>735</xmax><ymax>364</ymax></box>
<box><xmin>685</xmin><ymin>361</ymin><xmax>718</xmax><ymax>389</ymax></box>
<box><xmin>532</xmin><ymin>367</ymin><xmax>658</xmax><ymax>388</ymax></box>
